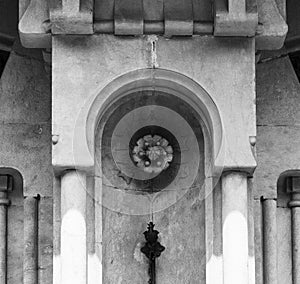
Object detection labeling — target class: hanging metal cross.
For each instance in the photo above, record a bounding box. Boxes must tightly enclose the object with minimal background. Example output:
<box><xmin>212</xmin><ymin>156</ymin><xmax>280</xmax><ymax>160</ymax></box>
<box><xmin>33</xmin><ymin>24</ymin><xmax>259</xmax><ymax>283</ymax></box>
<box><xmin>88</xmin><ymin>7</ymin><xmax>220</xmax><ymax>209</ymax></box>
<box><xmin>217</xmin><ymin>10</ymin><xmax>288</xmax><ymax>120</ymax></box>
<box><xmin>141</xmin><ymin>222</ymin><xmax>165</xmax><ymax>284</ymax></box>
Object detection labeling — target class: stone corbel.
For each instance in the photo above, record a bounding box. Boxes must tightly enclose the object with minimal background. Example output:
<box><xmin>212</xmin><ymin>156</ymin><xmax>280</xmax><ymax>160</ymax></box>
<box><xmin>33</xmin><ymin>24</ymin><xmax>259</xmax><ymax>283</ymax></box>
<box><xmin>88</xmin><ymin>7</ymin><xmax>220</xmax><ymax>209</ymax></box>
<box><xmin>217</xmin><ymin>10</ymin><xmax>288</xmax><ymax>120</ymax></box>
<box><xmin>214</xmin><ymin>0</ymin><xmax>258</xmax><ymax>36</ymax></box>
<box><xmin>256</xmin><ymin>0</ymin><xmax>288</xmax><ymax>50</ymax></box>
<box><xmin>50</xmin><ymin>0</ymin><xmax>93</xmax><ymax>34</ymax></box>
<box><xmin>19</xmin><ymin>0</ymin><xmax>51</xmax><ymax>48</ymax></box>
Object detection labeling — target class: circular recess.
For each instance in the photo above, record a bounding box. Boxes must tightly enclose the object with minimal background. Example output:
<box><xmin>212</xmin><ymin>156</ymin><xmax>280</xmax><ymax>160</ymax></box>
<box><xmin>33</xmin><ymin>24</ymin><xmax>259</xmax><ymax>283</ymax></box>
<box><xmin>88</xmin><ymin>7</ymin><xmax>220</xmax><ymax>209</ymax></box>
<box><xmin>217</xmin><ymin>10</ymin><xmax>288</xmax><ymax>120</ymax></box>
<box><xmin>97</xmin><ymin>90</ymin><xmax>205</xmax><ymax>216</ymax></box>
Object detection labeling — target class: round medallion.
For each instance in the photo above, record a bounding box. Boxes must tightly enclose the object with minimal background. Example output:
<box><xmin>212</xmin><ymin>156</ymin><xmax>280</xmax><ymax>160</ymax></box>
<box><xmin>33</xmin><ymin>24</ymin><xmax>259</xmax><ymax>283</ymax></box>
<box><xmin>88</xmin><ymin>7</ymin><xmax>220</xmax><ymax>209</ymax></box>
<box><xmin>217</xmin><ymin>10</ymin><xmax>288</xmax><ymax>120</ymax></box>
<box><xmin>132</xmin><ymin>134</ymin><xmax>173</xmax><ymax>174</ymax></box>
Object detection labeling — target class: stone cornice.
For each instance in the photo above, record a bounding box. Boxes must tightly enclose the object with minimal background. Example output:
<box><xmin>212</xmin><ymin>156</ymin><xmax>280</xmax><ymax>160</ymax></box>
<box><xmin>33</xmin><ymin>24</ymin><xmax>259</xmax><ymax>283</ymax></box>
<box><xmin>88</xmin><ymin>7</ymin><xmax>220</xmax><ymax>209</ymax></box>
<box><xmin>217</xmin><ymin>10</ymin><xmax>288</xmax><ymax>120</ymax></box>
<box><xmin>19</xmin><ymin>0</ymin><xmax>288</xmax><ymax>51</ymax></box>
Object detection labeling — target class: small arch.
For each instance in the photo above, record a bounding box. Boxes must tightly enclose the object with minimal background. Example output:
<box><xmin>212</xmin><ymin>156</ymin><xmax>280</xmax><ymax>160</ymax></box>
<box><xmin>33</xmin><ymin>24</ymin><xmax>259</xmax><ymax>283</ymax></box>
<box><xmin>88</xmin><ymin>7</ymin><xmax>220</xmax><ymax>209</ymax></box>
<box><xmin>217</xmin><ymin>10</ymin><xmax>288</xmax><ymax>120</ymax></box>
<box><xmin>277</xmin><ymin>169</ymin><xmax>300</xmax><ymax>196</ymax></box>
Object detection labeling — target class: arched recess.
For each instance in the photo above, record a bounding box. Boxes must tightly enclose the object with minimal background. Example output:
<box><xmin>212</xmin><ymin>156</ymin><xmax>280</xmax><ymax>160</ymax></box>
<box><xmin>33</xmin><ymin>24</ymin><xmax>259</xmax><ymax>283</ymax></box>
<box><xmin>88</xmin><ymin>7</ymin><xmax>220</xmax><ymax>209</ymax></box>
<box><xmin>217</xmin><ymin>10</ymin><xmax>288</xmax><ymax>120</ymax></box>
<box><xmin>82</xmin><ymin>68</ymin><xmax>224</xmax><ymax>174</ymax></box>
<box><xmin>85</xmin><ymin>69</ymin><xmax>224</xmax><ymax>284</ymax></box>
<box><xmin>0</xmin><ymin>167</ymin><xmax>23</xmax><ymax>284</ymax></box>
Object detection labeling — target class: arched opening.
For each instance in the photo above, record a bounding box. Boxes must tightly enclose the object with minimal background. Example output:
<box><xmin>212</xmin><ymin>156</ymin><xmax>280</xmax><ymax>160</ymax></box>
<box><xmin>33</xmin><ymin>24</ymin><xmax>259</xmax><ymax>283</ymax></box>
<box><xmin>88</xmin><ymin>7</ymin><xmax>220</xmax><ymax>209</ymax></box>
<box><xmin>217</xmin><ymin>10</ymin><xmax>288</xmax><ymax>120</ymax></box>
<box><xmin>93</xmin><ymin>87</ymin><xmax>213</xmax><ymax>283</ymax></box>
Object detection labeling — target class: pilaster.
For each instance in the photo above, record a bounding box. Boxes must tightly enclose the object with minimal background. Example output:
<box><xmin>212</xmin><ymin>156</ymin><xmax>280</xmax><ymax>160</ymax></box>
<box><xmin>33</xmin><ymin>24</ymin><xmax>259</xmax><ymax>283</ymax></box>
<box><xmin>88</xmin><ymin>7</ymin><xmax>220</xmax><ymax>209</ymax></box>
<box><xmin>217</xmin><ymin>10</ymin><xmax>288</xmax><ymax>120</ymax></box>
<box><xmin>222</xmin><ymin>172</ymin><xmax>250</xmax><ymax>284</ymax></box>
<box><xmin>60</xmin><ymin>170</ymin><xmax>87</xmax><ymax>284</ymax></box>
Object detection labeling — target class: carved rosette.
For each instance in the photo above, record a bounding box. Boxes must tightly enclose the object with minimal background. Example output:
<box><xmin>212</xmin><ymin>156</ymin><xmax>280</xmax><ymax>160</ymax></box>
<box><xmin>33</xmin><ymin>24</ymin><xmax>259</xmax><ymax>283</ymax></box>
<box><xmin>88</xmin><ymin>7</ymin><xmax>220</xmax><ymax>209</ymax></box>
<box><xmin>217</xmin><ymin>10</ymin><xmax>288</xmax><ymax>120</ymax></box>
<box><xmin>132</xmin><ymin>135</ymin><xmax>173</xmax><ymax>174</ymax></box>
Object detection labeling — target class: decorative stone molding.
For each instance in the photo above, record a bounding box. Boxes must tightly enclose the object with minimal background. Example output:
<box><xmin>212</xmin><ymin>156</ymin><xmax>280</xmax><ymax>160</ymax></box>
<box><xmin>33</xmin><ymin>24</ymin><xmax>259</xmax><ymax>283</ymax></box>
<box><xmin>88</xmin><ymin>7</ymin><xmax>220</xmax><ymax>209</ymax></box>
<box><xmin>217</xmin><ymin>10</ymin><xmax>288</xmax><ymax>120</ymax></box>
<box><xmin>214</xmin><ymin>0</ymin><xmax>258</xmax><ymax>36</ymax></box>
<box><xmin>19</xmin><ymin>0</ymin><xmax>51</xmax><ymax>48</ymax></box>
<box><xmin>256</xmin><ymin>0</ymin><xmax>288</xmax><ymax>50</ymax></box>
<box><xmin>50</xmin><ymin>0</ymin><xmax>93</xmax><ymax>34</ymax></box>
<box><xmin>19</xmin><ymin>0</ymin><xmax>288</xmax><ymax>50</ymax></box>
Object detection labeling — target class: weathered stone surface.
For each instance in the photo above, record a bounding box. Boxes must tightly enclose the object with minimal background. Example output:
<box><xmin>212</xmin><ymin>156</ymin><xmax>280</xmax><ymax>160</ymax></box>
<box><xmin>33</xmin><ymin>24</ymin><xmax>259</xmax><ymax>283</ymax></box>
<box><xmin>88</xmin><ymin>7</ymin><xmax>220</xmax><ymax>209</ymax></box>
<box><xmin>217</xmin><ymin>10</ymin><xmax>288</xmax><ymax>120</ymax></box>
<box><xmin>19</xmin><ymin>0</ymin><xmax>51</xmax><ymax>48</ymax></box>
<box><xmin>255</xmin><ymin>125</ymin><xmax>300</xmax><ymax>198</ymax></box>
<box><xmin>256</xmin><ymin>0</ymin><xmax>288</xmax><ymax>50</ymax></box>
<box><xmin>0</xmin><ymin>52</ymin><xmax>50</xmax><ymax>124</ymax></box>
<box><xmin>164</xmin><ymin>0</ymin><xmax>193</xmax><ymax>36</ymax></box>
<box><xmin>254</xmin><ymin>199</ymin><xmax>263</xmax><ymax>284</ymax></box>
<box><xmin>52</xmin><ymin>35</ymin><xmax>256</xmax><ymax>173</ymax></box>
<box><xmin>277</xmin><ymin>206</ymin><xmax>292</xmax><ymax>284</ymax></box>
<box><xmin>255</xmin><ymin>57</ymin><xmax>300</xmax><ymax>198</ymax></box>
<box><xmin>156</xmin><ymin>36</ymin><xmax>256</xmax><ymax>172</ymax></box>
<box><xmin>257</xmin><ymin>57</ymin><xmax>300</xmax><ymax>126</ymax></box>
<box><xmin>23</xmin><ymin>196</ymin><xmax>38</xmax><ymax>284</ymax></box>
<box><xmin>102</xmin><ymin>211</ymin><xmax>149</xmax><ymax>283</ymax></box>
<box><xmin>7</xmin><ymin>183</ymin><xmax>24</xmax><ymax>284</ymax></box>
<box><xmin>0</xmin><ymin>49</ymin><xmax>52</xmax><ymax>197</ymax></box>
<box><xmin>214</xmin><ymin>0</ymin><xmax>257</xmax><ymax>37</ymax></box>
<box><xmin>101</xmin><ymin>187</ymin><xmax>206</xmax><ymax>283</ymax></box>
<box><xmin>38</xmin><ymin>197</ymin><xmax>53</xmax><ymax>284</ymax></box>
<box><xmin>114</xmin><ymin>0</ymin><xmax>143</xmax><ymax>35</ymax></box>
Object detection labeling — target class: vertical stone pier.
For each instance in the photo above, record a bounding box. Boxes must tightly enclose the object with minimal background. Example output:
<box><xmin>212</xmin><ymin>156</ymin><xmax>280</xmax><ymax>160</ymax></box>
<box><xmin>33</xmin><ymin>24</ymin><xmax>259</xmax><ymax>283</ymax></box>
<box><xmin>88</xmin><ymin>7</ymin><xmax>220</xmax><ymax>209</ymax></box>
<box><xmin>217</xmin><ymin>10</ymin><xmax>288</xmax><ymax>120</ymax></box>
<box><xmin>262</xmin><ymin>198</ymin><xmax>277</xmax><ymax>284</ymax></box>
<box><xmin>61</xmin><ymin>170</ymin><xmax>87</xmax><ymax>284</ymax></box>
<box><xmin>23</xmin><ymin>196</ymin><xmax>38</xmax><ymax>284</ymax></box>
<box><xmin>222</xmin><ymin>172</ymin><xmax>249</xmax><ymax>284</ymax></box>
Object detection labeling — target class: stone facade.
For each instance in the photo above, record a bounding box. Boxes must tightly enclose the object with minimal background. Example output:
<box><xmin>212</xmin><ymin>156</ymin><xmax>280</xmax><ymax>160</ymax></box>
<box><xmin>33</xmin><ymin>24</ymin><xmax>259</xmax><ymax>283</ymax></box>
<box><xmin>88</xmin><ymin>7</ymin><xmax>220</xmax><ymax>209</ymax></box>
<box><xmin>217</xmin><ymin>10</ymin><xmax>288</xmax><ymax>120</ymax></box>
<box><xmin>0</xmin><ymin>0</ymin><xmax>299</xmax><ymax>283</ymax></box>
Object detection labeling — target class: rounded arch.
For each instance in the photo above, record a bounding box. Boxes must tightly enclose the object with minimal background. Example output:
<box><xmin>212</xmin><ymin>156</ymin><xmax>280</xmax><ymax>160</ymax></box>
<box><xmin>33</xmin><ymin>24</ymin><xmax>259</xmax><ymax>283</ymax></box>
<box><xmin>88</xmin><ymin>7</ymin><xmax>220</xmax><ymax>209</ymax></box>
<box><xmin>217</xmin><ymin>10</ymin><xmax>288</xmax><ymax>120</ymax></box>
<box><xmin>85</xmin><ymin>68</ymin><xmax>224</xmax><ymax>173</ymax></box>
<box><xmin>277</xmin><ymin>169</ymin><xmax>300</xmax><ymax>195</ymax></box>
<box><xmin>0</xmin><ymin>167</ymin><xmax>23</xmax><ymax>193</ymax></box>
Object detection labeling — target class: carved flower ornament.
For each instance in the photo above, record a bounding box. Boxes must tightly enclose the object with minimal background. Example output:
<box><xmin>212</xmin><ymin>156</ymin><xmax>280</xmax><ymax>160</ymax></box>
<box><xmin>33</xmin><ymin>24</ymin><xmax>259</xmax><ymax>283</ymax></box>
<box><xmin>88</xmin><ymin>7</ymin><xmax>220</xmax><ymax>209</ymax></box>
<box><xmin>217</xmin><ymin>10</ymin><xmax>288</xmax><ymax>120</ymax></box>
<box><xmin>132</xmin><ymin>135</ymin><xmax>173</xmax><ymax>174</ymax></box>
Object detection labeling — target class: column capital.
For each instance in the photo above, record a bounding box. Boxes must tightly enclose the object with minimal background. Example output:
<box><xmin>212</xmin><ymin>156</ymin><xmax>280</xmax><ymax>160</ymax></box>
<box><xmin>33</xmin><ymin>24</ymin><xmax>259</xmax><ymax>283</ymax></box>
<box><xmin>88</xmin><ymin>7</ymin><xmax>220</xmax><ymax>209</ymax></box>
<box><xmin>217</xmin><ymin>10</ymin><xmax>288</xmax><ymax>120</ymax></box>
<box><xmin>287</xmin><ymin>177</ymin><xmax>300</xmax><ymax>207</ymax></box>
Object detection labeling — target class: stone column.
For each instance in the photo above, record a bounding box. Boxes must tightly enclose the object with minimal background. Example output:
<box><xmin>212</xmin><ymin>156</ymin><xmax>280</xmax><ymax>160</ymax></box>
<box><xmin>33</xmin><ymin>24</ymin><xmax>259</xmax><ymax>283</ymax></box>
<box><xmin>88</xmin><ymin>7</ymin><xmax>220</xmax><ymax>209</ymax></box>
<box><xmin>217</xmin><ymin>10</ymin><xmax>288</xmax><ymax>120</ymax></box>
<box><xmin>23</xmin><ymin>196</ymin><xmax>38</xmax><ymax>284</ymax></box>
<box><xmin>222</xmin><ymin>172</ymin><xmax>249</xmax><ymax>284</ymax></box>
<box><xmin>262</xmin><ymin>198</ymin><xmax>277</xmax><ymax>284</ymax></box>
<box><xmin>61</xmin><ymin>170</ymin><xmax>87</xmax><ymax>284</ymax></box>
<box><xmin>288</xmin><ymin>177</ymin><xmax>300</xmax><ymax>284</ymax></box>
<box><xmin>0</xmin><ymin>175</ymin><xmax>11</xmax><ymax>284</ymax></box>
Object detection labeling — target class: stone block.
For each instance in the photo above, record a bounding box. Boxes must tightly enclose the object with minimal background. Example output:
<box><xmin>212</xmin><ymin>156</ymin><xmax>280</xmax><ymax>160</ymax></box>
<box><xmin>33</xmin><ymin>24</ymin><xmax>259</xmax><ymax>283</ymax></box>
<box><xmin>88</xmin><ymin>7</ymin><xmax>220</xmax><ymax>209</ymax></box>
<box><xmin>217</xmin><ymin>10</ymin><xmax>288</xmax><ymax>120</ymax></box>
<box><xmin>255</xmin><ymin>57</ymin><xmax>300</xmax><ymax>198</ymax></box>
<box><xmin>164</xmin><ymin>0</ymin><xmax>193</xmax><ymax>36</ymax></box>
<box><xmin>19</xmin><ymin>0</ymin><xmax>51</xmax><ymax>48</ymax></box>
<box><xmin>0</xmin><ymin>52</ymin><xmax>51</xmax><ymax>124</ymax></box>
<box><xmin>114</xmin><ymin>0</ymin><xmax>143</xmax><ymax>35</ymax></box>
<box><xmin>143</xmin><ymin>0</ymin><xmax>164</xmax><ymax>21</ymax></box>
<box><xmin>0</xmin><ymin>123</ymin><xmax>52</xmax><ymax>197</ymax></box>
<box><xmin>214</xmin><ymin>0</ymin><xmax>257</xmax><ymax>37</ymax></box>
<box><xmin>156</xmin><ymin>36</ymin><xmax>256</xmax><ymax>172</ymax></box>
<box><xmin>256</xmin><ymin>57</ymin><xmax>300</xmax><ymax>126</ymax></box>
<box><xmin>50</xmin><ymin>0</ymin><xmax>93</xmax><ymax>34</ymax></box>
<box><xmin>38</xmin><ymin>197</ymin><xmax>53</xmax><ymax>284</ymax></box>
<box><xmin>256</xmin><ymin>0</ymin><xmax>288</xmax><ymax>50</ymax></box>
<box><xmin>277</xmin><ymin>207</ymin><xmax>292</xmax><ymax>283</ymax></box>
<box><xmin>254</xmin><ymin>126</ymin><xmax>300</xmax><ymax>198</ymax></box>
<box><xmin>192</xmin><ymin>0</ymin><xmax>213</xmax><ymax>22</ymax></box>
<box><xmin>94</xmin><ymin>0</ymin><xmax>114</xmax><ymax>21</ymax></box>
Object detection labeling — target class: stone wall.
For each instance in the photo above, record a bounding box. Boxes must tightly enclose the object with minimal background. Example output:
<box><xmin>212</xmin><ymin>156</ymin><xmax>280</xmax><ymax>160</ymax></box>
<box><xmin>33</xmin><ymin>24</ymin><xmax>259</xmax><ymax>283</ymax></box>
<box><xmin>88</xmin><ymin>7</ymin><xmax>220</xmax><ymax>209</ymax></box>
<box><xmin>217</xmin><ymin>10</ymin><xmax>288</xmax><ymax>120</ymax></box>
<box><xmin>254</xmin><ymin>55</ymin><xmax>300</xmax><ymax>284</ymax></box>
<box><xmin>0</xmin><ymin>40</ymin><xmax>52</xmax><ymax>283</ymax></box>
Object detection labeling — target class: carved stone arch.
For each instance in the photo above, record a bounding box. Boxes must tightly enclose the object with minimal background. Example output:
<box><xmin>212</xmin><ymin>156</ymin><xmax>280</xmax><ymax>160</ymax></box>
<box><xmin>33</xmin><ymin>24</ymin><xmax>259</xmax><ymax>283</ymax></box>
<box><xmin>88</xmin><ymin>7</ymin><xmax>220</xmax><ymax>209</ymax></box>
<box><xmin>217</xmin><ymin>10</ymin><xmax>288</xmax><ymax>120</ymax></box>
<box><xmin>84</xmin><ymin>68</ymin><xmax>225</xmax><ymax>283</ymax></box>
<box><xmin>82</xmin><ymin>68</ymin><xmax>224</xmax><ymax>176</ymax></box>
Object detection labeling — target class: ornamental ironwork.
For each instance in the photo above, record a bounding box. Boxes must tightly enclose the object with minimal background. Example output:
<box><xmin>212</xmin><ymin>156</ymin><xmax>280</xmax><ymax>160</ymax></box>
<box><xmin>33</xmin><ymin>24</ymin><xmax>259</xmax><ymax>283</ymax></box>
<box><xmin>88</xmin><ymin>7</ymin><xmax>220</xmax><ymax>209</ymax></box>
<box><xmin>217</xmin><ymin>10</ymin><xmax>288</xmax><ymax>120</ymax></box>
<box><xmin>141</xmin><ymin>222</ymin><xmax>165</xmax><ymax>284</ymax></box>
